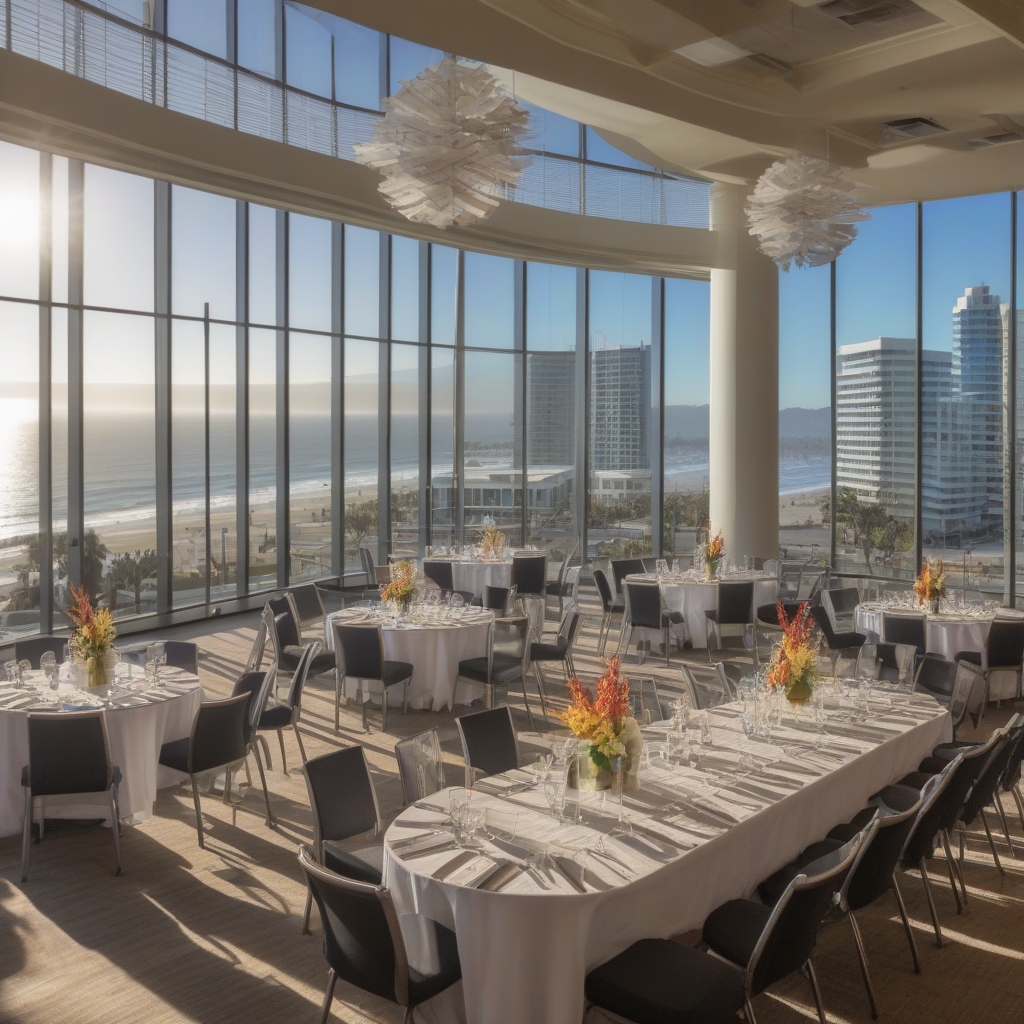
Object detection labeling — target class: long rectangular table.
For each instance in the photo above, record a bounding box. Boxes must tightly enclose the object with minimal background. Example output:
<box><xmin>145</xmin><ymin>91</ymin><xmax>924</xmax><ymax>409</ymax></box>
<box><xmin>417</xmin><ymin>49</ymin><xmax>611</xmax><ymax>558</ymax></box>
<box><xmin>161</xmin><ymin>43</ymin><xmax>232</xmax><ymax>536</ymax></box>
<box><xmin>385</xmin><ymin>690</ymin><xmax>951</xmax><ymax>1024</ymax></box>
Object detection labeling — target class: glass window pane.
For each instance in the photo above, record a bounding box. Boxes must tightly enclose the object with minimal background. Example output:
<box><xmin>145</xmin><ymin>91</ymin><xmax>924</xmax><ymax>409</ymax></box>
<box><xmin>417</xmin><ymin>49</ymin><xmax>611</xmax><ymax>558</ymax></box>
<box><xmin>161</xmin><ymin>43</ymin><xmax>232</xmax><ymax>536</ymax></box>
<box><xmin>389</xmin><ymin>37</ymin><xmax>444</xmax><ymax>95</ymax></box>
<box><xmin>520</xmin><ymin>102</ymin><xmax>579</xmax><ymax>158</ymax></box>
<box><xmin>290</xmin><ymin>331</ymin><xmax>332</xmax><ymax>580</ymax></box>
<box><xmin>0</xmin><ymin>301</ymin><xmax>40</xmax><ymax>636</ymax></box>
<box><xmin>83</xmin><ymin>311</ymin><xmax>155</xmax><ymax>619</ymax></box>
<box><xmin>835</xmin><ymin>204</ymin><xmax>917</xmax><ymax>579</ymax></box>
<box><xmin>238</xmin><ymin>0</ymin><xmax>277</xmax><ymax>77</ymax></box>
<box><xmin>168</xmin><ymin>0</ymin><xmax>228</xmax><ymax>58</ymax></box>
<box><xmin>922</xmin><ymin>193</ymin><xmax>1011</xmax><ymax>599</ymax></box>
<box><xmin>345</xmin><ymin>338</ymin><xmax>378</xmax><ymax>570</ymax></box>
<box><xmin>464</xmin><ymin>253</ymin><xmax>514</xmax><ymax>349</ymax></box>
<box><xmin>431</xmin><ymin>346</ymin><xmax>455</xmax><ymax>549</ymax></box>
<box><xmin>527</xmin><ymin>262</ymin><xmax>576</xmax><ymax>351</ymax></box>
<box><xmin>289</xmin><ymin>213</ymin><xmax>332</xmax><ymax>332</ymax></box>
<box><xmin>663</xmin><ymin>277</ymin><xmax>710</xmax><ymax>561</ymax></box>
<box><xmin>588</xmin><ymin>271</ymin><xmax>653</xmax><ymax>559</ymax></box>
<box><xmin>249</xmin><ymin>327</ymin><xmax>277</xmax><ymax>591</ymax></box>
<box><xmin>249</xmin><ymin>203</ymin><xmax>278</xmax><ymax>326</ymax></box>
<box><xmin>391</xmin><ymin>235</ymin><xmax>420</xmax><ymax>342</ymax></box>
<box><xmin>172</xmin><ymin>185</ymin><xmax>236</xmax><ymax>320</ymax></box>
<box><xmin>334</xmin><ymin>17</ymin><xmax>380</xmax><ymax>110</ymax></box>
<box><xmin>585</xmin><ymin>127</ymin><xmax>650</xmax><ymax>170</ymax></box>
<box><xmin>1018</xmin><ymin>192</ymin><xmax>1024</xmax><ymax>605</ymax></box>
<box><xmin>52</xmin><ymin>156</ymin><xmax>69</xmax><ymax>305</ymax></box>
<box><xmin>777</xmin><ymin>266</ymin><xmax>830</xmax><ymax>565</ymax></box>
<box><xmin>391</xmin><ymin>343</ymin><xmax>421</xmax><ymax>556</ymax></box>
<box><xmin>431</xmin><ymin>245</ymin><xmax>457</xmax><ymax>345</ymax></box>
<box><xmin>84</xmin><ymin>165</ymin><xmax>154</xmax><ymax>312</ymax></box>
<box><xmin>52</xmin><ymin>308</ymin><xmax>70</xmax><ymax>630</ymax></box>
<box><xmin>0</xmin><ymin>141</ymin><xmax>40</xmax><ymax>300</ymax></box>
<box><xmin>465</xmin><ymin>351</ymin><xmax>520</xmax><ymax>540</ymax></box>
<box><xmin>81</xmin><ymin>0</ymin><xmax>148</xmax><ymax>24</ymax></box>
<box><xmin>345</xmin><ymin>226</ymin><xmax>380</xmax><ymax>338</ymax></box>
<box><xmin>285</xmin><ymin>3</ymin><xmax>332</xmax><ymax>98</ymax></box>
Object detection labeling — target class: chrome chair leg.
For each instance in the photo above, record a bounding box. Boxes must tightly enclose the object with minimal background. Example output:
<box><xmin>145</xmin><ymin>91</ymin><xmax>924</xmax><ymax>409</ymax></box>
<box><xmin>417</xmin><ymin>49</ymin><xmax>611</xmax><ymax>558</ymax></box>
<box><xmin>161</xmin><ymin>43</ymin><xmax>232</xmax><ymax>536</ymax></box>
<box><xmin>848</xmin><ymin>911</ymin><xmax>878</xmax><ymax>1019</ymax></box>
<box><xmin>292</xmin><ymin>722</ymin><xmax>309</xmax><ymax>765</ymax></box>
<box><xmin>403</xmin><ymin>681</ymin><xmax>409</xmax><ymax>716</ymax></box>
<box><xmin>257</xmin><ymin>733</ymin><xmax>274</xmax><ymax>771</ymax></box>
<box><xmin>252</xmin><ymin>744</ymin><xmax>275</xmax><ymax>828</ymax></box>
<box><xmin>663</xmin><ymin>626</ymin><xmax>671</xmax><ymax>668</ymax></box>
<box><xmin>317</xmin><ymin>968</ymin><xmax>337</xmax><ymax>1024</ymax></box>
<box><xmin>532</xmin><ymin>664</ymin><xmax>550</xmax><ymax>720</ymax></box>
<box><xmin>190</xmin><ymin>775</ymin><xmax>206</xmax><ymax>849</ymax></box>
<box><xmin>892</xmin><ymin>875</ymin><xmax>921</xmax><ymax>973</ymax></box>
<box><xmin>944</xmin><ymin>828</ymin><xmax>968</xmax><ymax>905</ymax></box>
<box><xmin>993</xmin><ymin>797</ymin><xmax>1015</xmax><ymax>857</ymax></box>
<box><xmin>109</xmin><ymin>784</ymin><xmax>122</xmax><ymax>876</ymax></box>
<box><xmin>302</xmin><ymin>887</ymin><xmax>313</xmax><ymax>935</ymax></box>
<box><xmin>334</xmin><ymin>672</ymin><xmax>342</xmax><ymax>732</ymax></box>
<box><xmin>277</xmin><ymin>728</ymin><xmax>288</xmax><ymax>775</ymax></box>
<box><xmin>805</xmin><ymin>960</ymin><xmax>827</xmax><ymax>1024</ymax></box>
<box><xmin>519</xmin><ymin>674</ymin><xmax>534</xmax><ymax>729</ymax></box>
<box><xmin>940</xmin><ymin>830</ymin><xmax>962</xmax><ymax>914</ymax></box>
<box><xmin>919</xmin><ymin>858</ymin><xmax>943</xmax><ymax>947</ymax></box>
<box><xmin>744</xmin><ymin>995</ymin><xmax>758</xmax><ymax>1024</ymax></box>
<box><xmin>981</xmin><ymin>809</ymin><xmax>1004</xmax><ymax>876</ymax></box>
<box><xmin>1012</xmin><ymin>784</ymin><xmax>1024</xmax><ymax>832</ymax></box>
<box><xmin>21</xmin><ymin>787</ymin><xmax>32</xmax><ymax>882</ymax></box>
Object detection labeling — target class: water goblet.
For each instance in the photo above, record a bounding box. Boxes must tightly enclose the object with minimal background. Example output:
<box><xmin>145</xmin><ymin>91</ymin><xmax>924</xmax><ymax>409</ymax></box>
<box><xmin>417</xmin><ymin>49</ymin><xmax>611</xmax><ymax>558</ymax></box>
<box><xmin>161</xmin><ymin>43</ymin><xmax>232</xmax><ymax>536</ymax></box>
<box><xmin>40</xmin><ymin>651</ymin><xmax>58</xmax><ymax>689</ymax></box>
<box><xmin>671</xmin><ymin>559</ymin><xmax>680</xmax><ymax>574</ymax></box>
<box><xmin>655</xmin><ymin>559</ymin><xmax>668</xmax><ymax>577</ymax></box>
<box><xmin>4</xmin><ymin>660</ymin><xmax>21</xmax><ymax>687</ymax></box>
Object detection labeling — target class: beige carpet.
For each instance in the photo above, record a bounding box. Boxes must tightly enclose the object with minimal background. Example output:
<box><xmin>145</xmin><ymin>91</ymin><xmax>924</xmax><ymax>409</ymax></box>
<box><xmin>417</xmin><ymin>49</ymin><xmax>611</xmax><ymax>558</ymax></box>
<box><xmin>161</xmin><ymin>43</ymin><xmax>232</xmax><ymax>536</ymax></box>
<box><xmin>2</xmin><ymin>596</ymin><xmax>1024</xmax><ymax>1024</ymax></box>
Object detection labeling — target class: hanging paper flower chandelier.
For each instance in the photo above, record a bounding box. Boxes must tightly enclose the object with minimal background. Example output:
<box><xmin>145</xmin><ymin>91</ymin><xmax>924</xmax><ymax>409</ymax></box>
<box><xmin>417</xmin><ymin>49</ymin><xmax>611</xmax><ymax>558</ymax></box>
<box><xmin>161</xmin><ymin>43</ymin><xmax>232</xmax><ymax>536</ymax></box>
<box><xmin>745</xmin><ymin>155</ymin><xmax>870</xmax><ymax>270</ymax></box>
<box><xmin>354</xmin><ymin>56</ymin><xmax>531</xmax><ymax>229</ymax></box>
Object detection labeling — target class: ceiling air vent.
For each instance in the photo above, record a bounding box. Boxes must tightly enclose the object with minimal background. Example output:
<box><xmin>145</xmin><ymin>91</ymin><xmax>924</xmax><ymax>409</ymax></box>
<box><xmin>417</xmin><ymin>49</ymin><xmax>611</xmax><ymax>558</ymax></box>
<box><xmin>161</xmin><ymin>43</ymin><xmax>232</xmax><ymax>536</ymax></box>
<box><xmin>968</xmin><ymin>132</ymin><xmax>1023</xmax><ymax>147</ymax></box>
<box><xmin>745</xmin><ymin>53</ymin><xmax>793</xmax><ymax>74</ymax></box>
<box><xmin>819</xmin><ymin>0</ymin><xmax>924</xmax><ymax>26</ymax></box>
<box><xmin>876</xmin><ymin>116</ymin><xmax>947</xmax><ymax>137</ymax></box>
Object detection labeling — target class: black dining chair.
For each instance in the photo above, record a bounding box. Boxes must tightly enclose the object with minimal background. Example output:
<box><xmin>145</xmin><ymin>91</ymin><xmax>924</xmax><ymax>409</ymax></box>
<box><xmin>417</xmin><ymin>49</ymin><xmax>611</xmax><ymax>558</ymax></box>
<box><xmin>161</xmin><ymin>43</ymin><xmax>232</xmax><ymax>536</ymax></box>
<box><xmin>454</xmin><ymin>615</ymin><xmax>533</xmax><ymax>722</ymax></box>
<box><xmin>610</xmin><ymin>558</ymin><xmax>645</xmax><ymax>601</ymax></box>
<box><xmin>256</xmin><ymin>641</ymin><xmax>319</xmax><ymax>773</ymax></box>
<box><xmin>704</xmin><ymin>581</ymin><xmax>755</xmax><ymax>662</ymax></box>
<box><xmin>21</xmin><ymin>711</ymin><xmax>123</xmax><ymax>882</ymax></box>
<box><xmin>265</xmin><ymin>604</ymin><xmax>336</xmax><ymax>678</ymax></box>
<box><xmin>301</xmin><ymin>745</ymin><xmax>384</xmax><ymax>934</ymax></box>
<box><xmin>359</xmin><ymin>546</ymin><xmax>376</xmax><ymax>586</ymax></box>
<box><xmin>511</xmin><ymin>553</ymin><xmax>547</xmax><ymax>597</ymax></box>
<box><xmin>331</xmin><ymin>621</ymin><xmax>412</xmax><ymax>734</ymax></box>
<box><xmin>592</xmin><ymin>568</ymin><xmax>619</xmax><ymax>658</ymax></box>
<box><xmin>163</xmin><ymin>640</ymin><xmax>200</xmax><ymax>675</ymax></box>
<box><xmin>158</xmin><ymin>690</ymin><xmax>258</xmax><ymax>849</ymax></box>
<box><xmin>680</xmin><ymin>663</ymin><xmax>729</xmax><ymax>710</ymax></box>
<box><xmin>228</xmin><ymin>667</ymin><xmax>279</xmax><ymax>826</ymax></box>
<box><xmin>754</xmin><ymin>601</ymin><xmax>803</xmax><ymax>665</ymax></box>
<box><xmin>422</xmin><ymin>559</ymin><xmax>455</xmax><ymax>592</ymax></box>
<box><xmin>545</xmin><ymin>538</ymin><xmax>579</xmax><ymax>620</ymax></box>
<box><xmin>529</xmin><ymin>609</ymin><xmax>584</xmax><ymax>719</ymax></box>
<box><xmin>14</xmin><ymin>636</ymin><xmax>66</xmax><ymax>669</ymax></box>
<box><xmin>298</xmin><ymin>846</ymin><xmax>462</xmax><ymax>1024</ymax></box>
<box><xmin>288</xmin><ymin>583</ymin><xmax>327</xmax><ymax>630</ymax></box>
<box><xmin>624</xmin><ymin>582</ymin><xmax>684</xmax><ymax>667</ymax></box>
<box><xmin>883</xmin><ymin>613</ymin><xmax>927</xmax><ymax>660</ymax></box>
<box><xmin>810</xmin><ymin>604</ymin><xmax>866</xmax><ymax>675</ymax></box>
<box><xmin>955</xmin><ymin>617</ymin><xmax>1024</xmax><ymax>706</ymax></box>
<box><xmin>945</xmin><ymin>658</ymin><xmax>986</xmax><ymax>736</ymax></box>
<box><xmin>395</xmin><ymin>728</ymin><xmax>446</xmax><ymax>805</ymax></box>
<box><xmin>912</xmin><ymin>653</ymin><xmax>957</xmax><ymax>702</ymax></box>
<box><xmin>701</xmin><ymin>834</ymin><xmax>864</xmax><ymax>1024</ymax></box>
<box><xmin>478</xmin><ymin>584</ymin><xmax>513</xmax><ymax>614</ymax></box>
<box><xmin>456</xmin><ymin>705</ymin><xmax>519</xmax><ymax>787</ymax></box>
<box><xmin>824</xmin><ymin>587</ymin><xmax>860</xmax><ymax>631</ymax></box>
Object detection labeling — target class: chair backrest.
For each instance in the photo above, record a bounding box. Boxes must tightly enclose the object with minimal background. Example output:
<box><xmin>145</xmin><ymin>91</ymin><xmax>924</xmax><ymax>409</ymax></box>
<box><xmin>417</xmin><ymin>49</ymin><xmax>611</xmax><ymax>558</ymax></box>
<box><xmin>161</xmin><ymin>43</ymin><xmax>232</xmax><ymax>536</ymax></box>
<box><xmin>961</xmin><ymin>719</ymin><xmax>1020</xmax><ymax>824</ymax></box>
<box><xmin>747</xmin><ymin>834</ymin><xmax>862</xmax><ymax>996</ymax></box>
<box><xmin>481</xmin><ymin>585</ymin><xmax>512</xmax><ymax>615</ymax></box>
<box><xmin>809</xmin><ymin>604</ymin><xmax>839</xmax><ymax>645</ymax></box>
<box><xmin>457</xmin><ymin>706</ymin><xmax>519</xmax><ymax>779</ymax></box>
<box><xmin>882</xmin><ymin>613</ymin><xmax>926</xmax><ymax>658</ymax></box>
<box><xmin>829</xmin><ymin>587</ymin><xmax>860</xmax><ymax>617</ymax></box>
<box><xmin>987</xmin><ymin>618</ymin><xmax>1024</xmax><ymax>669</ymax></box>
<box><xmin>285</xmin><ymin>642</ymin><xmax>320</xmax><ymax>712</ymax></box>
<box><xmin>756</xmin><ymin>601</ymin><xmax>802</xmax><ymax>628</ymax></box>
<box><xmin>163</xmin><ymin>640</ymin><xmax>200</xmax><ymax>675</ymax></box>
<box><xmin>395</xmin><ymin>729</ymin><xmax>445</xmax><ymax>804</ymax></box>
<box><xmin>315</xmin><ymin>582</ymin><xmax>347</xmax><ymax>616</ymax></box>
<box><xmin>289</xmin><ymin>583</ymin><xmax>326</xmax><ymax>630</ymax></box>
<box><xmin>268</xmin><ymin>595</ymin><xmax>301</xmax><ymax>646</ymax></box>
<box><xmin>303</xmin><ymin>745</ymin><xmax>381</xmax><ymax>847</ymax></box>
<box><xmin>26</xmin><ymin>711</ymin><xmax>113</xmax><ymax>796</ymax></box>
<box><xmin>610</xmin><ymin>558</ymin><xmax>645</xmax><ymax>596</ymax></box>
<box><xmin>511</xmin><ymin>554</ymin><xmax>547</xmax><ymax>596</ymax></box>
<box><xmin>716</xmin><ymin>581</ymin><xmax>755</xmax><ymax>625</ymax></box>
<box><xmin>561</xmin><ymin>610</ymin><xmax>584</xmax><ymax>652</ymax></box>
<box><xmin>188</xmin><ymin>692</ymin><xmax>252</xmax><ymax>775</ymax></box>
<box><xmin>949</xmin><ymin>658</ymin><xmax>987</xmax><ymax>730</ymax></box>
<box><xmin>298</xmin><ymin>847</ymin><xmax>411</xmax><ymax>1006</ymax></box>
<box><xmin>244</xmin><ymin>613</ymin><xmax>269</xmax><ymax>673</ymax></box>
<box><xmin>913</xmin><ymin>653</ymin><xmax>957</xmax><ymax>700</ymax></box>
<box><xmin>231</xmin><ymin>665</ymin><xmax>278</xmax><ymax>744</ymax></box>
<box><xmin>714</xmin><ymin>662</ymin><xmax>739</xmax><ymax>701</ymax></box>
<box><xmin>632</xmin><ymin>676</ymin><xmax>667</xmax><ymax>722</ymax></box>
<box><xmin>679</xmin><ymin>664</ymin><xmax>706</xmax><ymax>709</ymax></box>
<box><xmin>592</xmin><ymin>569</ymin><xmax>614</xmax><ymax>613</ymax></box>
<box><xmin>359</xmin><ymin>547</ymin><xmax>376</xmax><ymax>581</ymax></box>
<box><xmin>15</xmin><ymin>636</ymin><xmax>66</xmax><ymax>669</ymax></box>
<box><xmin>334</xmin><ymin>623</ymin><xmax>386</xmax><ymax>682</ymax></box>
<box><xmin>624</xmin><ymin>582</ymin><xmax>663</xmax><ymax>631</ymax></box>
<box><xmin>842</xmin><ymin>785</ymin><xmax>923</xmax><ymax>912</ymax></box>
<box><xmin>493</xmin><ymin>615</ymin><xmax>530</xmax><ymax>672</ymax></box>
<box><xmin>680</xmin><ymin>663</ymin><xmax>723</xmax><ymax>710</ymax></box>
<box><xmin>763</xmin><ymin>558</ymin><xmax>779</xmax><ymax>577</ymax></box>
<box><xmin>422</xmin><ymin>560</ymin><xmax>455</xmax><ymax>592</ymax></box>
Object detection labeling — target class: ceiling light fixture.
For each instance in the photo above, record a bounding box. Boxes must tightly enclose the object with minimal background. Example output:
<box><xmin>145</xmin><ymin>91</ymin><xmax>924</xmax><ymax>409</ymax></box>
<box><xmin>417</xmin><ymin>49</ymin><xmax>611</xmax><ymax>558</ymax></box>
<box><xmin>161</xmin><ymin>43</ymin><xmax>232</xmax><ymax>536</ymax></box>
<box><xmin>745</xmin><ymin>155</ymin><xmax>870</xmax><ymax>270</ymax></box>
<box><xmin>354</xmin><ymin>56</ymin><xmax>531</xmax><ymax>229</ymax></box>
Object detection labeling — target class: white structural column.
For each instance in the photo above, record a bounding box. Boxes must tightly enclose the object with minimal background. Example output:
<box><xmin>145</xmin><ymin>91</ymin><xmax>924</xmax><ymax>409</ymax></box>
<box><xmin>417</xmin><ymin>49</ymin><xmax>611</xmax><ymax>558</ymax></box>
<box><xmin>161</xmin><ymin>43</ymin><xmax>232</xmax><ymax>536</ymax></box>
<box><xmin>709</xmin><ymin>183</ymin><xmax>779</xmax><ymax>561</ymax></box>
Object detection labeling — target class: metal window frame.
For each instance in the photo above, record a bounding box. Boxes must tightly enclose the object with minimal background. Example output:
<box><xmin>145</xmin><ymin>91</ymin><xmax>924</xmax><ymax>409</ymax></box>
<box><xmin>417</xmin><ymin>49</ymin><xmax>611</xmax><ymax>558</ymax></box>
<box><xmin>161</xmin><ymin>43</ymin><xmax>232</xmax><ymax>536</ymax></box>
<box><xmin>418</xmin><ymin>240</ymin><xmax>431</xmax><ymax>554</ymax></box>
<box><xmin>574</xmin><ymin>268</ymin><xmax>588</xmax><ymax>562</ymax></box>
<box><xmin>1008</xmin><ymin>191</ymin><xmax>1018</xmax><ymax>606</ymax></box>
<box><xmin>515</xmin><ymin>259</ymin><xmax>527</xmax><ymax>547</ymax></box>
<box><xmin>236</xmin><ymin>199</ymin><xmax>250</xmax><ymax>595</ymax></box>
<box><xmin>331</xmin><ymin>220</ymin><xmax>344</xmax><ymax>576</ymax></box>
<box><xmin>37</xmin><ymin>150</ymin><xmax>53</xmax><ymax>633</ymax></box>
<box><xmin>829</xmin><ymin>259</ymin><xmax>837</xmax><ymax>570</ymax></box>
<box><xmin>650</xmin><ymin>276</ymin><xmax>664</xmax><ymax>558</ymax></box>
<box><xmin>276</xmin><ymin>208</ymin><xmax>289</xmax><ymax>587</ymax></box>
<box><xmin>154</xmin><ymin>179</ymin><xmax>172</xmax><ymax>614</ymax></box>
<box><xmin>378</xmin><ymin>230</ymin><xmax>391</xmax><ymax>565</ymax></box>
<box><xmin>454</xmin><ymin>250</ymin><xmax>466</xmax><ymax>547</ymax></box>
<box><xmin>66</xmin><ymin>159</ymin><xmax>85</xmax><ymax>591</ymax></box>
<box><xmin>914</xmin><ymin>202</ymin><xmax>923</xmax><ymax>576</ymax></box>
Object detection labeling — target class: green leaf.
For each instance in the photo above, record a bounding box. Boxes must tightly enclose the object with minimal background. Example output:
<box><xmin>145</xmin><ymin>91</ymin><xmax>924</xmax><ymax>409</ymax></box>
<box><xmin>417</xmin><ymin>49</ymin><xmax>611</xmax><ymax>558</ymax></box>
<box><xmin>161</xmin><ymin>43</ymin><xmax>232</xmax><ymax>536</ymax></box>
<box><xmin>590</xmin><ymin>746</ymin><xmax>611</xmax><ymax>772</ymax></box>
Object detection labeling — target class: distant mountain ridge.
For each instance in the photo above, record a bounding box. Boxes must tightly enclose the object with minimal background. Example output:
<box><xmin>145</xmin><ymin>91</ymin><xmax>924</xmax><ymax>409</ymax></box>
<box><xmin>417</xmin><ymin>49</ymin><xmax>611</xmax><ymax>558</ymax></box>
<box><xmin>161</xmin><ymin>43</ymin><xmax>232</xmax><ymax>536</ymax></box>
<box><xmin>665</xmin><ymin>405</ymin><xmax>830</xmax><ymax>439</ymax></box>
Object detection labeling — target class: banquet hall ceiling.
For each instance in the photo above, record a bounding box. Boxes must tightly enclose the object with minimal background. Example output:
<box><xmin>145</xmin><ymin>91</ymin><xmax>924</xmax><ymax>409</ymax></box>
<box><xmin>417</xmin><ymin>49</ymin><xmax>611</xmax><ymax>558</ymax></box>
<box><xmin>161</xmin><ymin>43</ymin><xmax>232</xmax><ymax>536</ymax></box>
<box><xmin>324</xmin><ymin>0</ymin><xmax>1024</xmax><ymax>203</ymax></box>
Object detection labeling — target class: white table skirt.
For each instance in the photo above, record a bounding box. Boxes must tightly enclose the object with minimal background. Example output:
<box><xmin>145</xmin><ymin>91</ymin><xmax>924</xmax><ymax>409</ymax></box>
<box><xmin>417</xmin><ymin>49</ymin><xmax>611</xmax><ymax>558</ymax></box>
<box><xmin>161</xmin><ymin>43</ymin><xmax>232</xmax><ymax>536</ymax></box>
<box><xmin>451</xmin><ymin>561</ymin><xmax>513</xmax><ymax>600</ymax></box>
<box><xmin>0</xmin><ymin>671</ymin><xmax>202</xmax><ymax>838</ymax></box>
<box><xmin>325</xmin><ymin>611</ymin><xmax>492</xmax><ymax>711</ymax></box>
<box><xmin>387</xmin><ymin>699</ymin><xmax>951</xmax><ymax>1024</ymax></box>
<box><xmin>658</xmin><ymin>577</ymin><xmax>778</xmax><ymax>648</ymax></box>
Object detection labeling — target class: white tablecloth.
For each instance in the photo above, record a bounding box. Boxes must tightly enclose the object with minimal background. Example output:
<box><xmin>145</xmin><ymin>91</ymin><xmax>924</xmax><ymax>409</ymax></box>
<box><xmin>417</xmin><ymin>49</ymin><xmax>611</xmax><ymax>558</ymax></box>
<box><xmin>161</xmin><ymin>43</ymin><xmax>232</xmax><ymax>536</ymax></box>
<box><xmin>0</xmin><ymin>667</ymin><xmax>202</xmax><ymax>838</ymax></box>
<box><xmin>626</xmin><ymin>573</ymin><xmax>777</xmax><ymax>648</ymax></box>
<box><xmin>386</xmin><ymin>694</ymin><xmax>951</xmax><ymax>1024</ymax></box>
<box><xmin>325</xmin><ymin>610</ymin><xmax>492</xmax><ymax>711</ymax></box>
<box><xmin>451</xmin><ymin>561</ymin><xmax>513</xmax><ymax>600</ymax></box>
<box><xmin>856</xmin><ymin>605</ymin><xmax>991</xmax><ymax>660</ymax></box>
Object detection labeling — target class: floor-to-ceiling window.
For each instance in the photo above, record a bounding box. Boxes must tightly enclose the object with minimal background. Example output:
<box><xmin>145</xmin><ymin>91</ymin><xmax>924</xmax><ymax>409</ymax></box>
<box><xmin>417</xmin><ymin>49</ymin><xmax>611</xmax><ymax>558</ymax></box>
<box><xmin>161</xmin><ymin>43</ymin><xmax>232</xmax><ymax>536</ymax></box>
<box><xmin>1016</xmin><ymin>193</ymin><xmax>1024</xmax><ymax>606</ymax></box>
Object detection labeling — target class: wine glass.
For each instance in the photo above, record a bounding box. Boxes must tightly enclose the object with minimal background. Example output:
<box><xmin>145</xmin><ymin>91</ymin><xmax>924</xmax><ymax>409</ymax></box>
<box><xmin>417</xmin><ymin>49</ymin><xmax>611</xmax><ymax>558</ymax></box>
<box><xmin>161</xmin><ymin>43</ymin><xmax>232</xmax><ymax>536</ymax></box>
<box><xmin>40</xmin><ymin>651</ymin><xmax>58</xmax><ymax>689</ymax></box>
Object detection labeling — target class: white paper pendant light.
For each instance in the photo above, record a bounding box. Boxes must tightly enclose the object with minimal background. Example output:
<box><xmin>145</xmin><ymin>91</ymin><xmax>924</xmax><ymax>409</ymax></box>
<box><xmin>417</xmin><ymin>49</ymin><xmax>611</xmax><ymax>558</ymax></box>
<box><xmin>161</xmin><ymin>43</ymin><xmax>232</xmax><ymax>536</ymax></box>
<box><xmin>745</xmin><ymin>155</ymin><xmax>870</xmax><ymax>270</ymax></box>
<box><xmin>354</xmin><ymin>56</ymin><xmax>531</xmax><ymax>229</ymax></box>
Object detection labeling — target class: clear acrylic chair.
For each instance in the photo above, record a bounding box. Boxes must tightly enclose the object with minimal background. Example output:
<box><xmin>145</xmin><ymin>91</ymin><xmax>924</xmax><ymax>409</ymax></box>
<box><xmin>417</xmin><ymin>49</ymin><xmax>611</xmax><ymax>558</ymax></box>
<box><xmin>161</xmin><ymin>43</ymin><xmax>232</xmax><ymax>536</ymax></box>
<box><xmin>395</xmin><ymin>729</ymin><xmax>446</xmax><ymax>805</ymax></box>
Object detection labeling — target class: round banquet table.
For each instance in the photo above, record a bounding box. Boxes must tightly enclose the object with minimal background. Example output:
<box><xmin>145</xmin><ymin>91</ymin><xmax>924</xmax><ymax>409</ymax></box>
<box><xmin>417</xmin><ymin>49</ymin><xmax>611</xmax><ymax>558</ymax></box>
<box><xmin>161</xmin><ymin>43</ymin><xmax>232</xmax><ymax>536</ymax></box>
<box><xmin>855</xmin><ymin>603</ymin><xmax>995</xmax><ymax>661</ymax></box>
<box><xmin>383</xmin><ymin>692</ymin><xmax>951</xmax><ymax>1024</ymax></box>
<box><xmin>0</xmin><ymin>665</ymin><xmax>202</xmax><ymax>839</ymax></box>
<box><xmin>625</xmin><ymin>571</ymin><xmax>778</xmax><ymax>648</ymax></box>
<box><xmin>450</xmin><ymin>560</ymin><xmax>513</xmax><ymax>600</ymax></box>
<box><xmin>325</xmin><ymin>608</ymin><xmax>493</xmax><ymax>711</ymax></box>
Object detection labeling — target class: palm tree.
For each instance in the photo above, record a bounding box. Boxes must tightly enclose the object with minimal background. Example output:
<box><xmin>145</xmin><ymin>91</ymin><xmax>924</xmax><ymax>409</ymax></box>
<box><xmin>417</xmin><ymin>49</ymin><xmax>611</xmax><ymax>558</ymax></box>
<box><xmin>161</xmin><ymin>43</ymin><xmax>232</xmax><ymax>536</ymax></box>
<box><xmin>109</xmin><ymin>549</ymin><xmax>159</xmax><ymax>615</ymax></box>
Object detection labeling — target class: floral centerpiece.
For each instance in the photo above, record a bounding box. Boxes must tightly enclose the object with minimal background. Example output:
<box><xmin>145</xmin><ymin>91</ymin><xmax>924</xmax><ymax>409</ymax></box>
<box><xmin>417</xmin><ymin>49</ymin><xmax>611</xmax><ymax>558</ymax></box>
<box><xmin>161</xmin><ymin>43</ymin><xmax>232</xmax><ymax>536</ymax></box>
<box><xmin>559</xmin><ymin>658</ymin><xmax>642</xmax><ymax>790</ymax></box>
<box><xmin>767</xmin><ymin>601</ymin><xmax>818</xmax><ymax>705</ymax></box>
<box><xmin>701</xmin><ymin>526</ymin><xmax>725</xmax><ymax>581</ymax></box>
<box><xmin>66</xmin><ymin>583</ymin><xmax>117</xmax><ymax>689</ymax></box>
<box><xmin>914</xmin><ymin>558</ymin><xmax>947</xmax><ymax>614</ymax></box>
<box><xmin>381</xmin><ymin>559</ymin><xmax>417</xmax><ymax>611</ymax></box>
<box><xmin>481</xmin><ymin>524</ymin><xmax>506</xmax><ymax>559</ymax></box>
